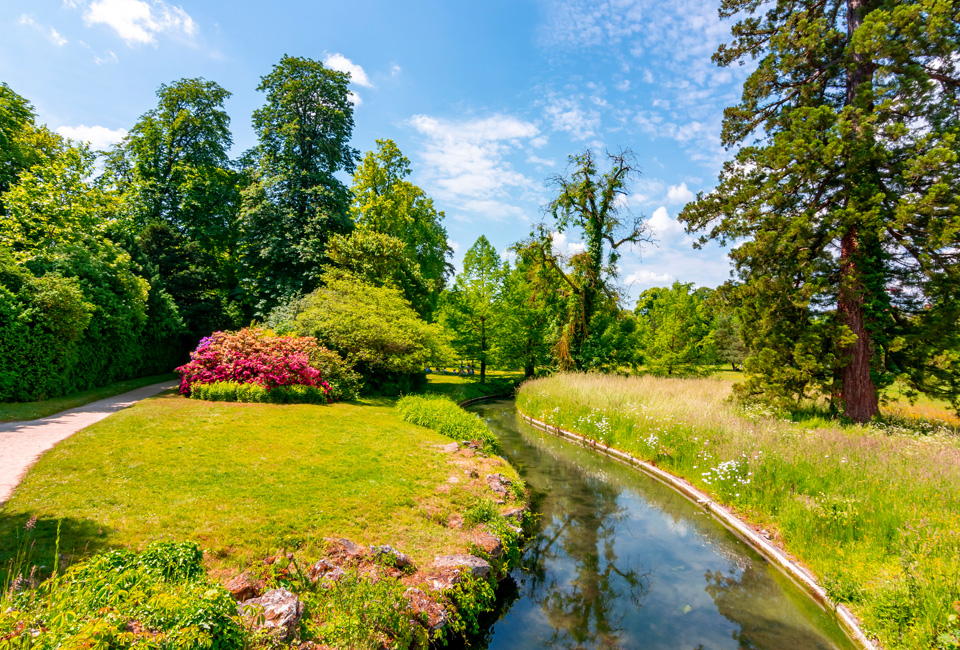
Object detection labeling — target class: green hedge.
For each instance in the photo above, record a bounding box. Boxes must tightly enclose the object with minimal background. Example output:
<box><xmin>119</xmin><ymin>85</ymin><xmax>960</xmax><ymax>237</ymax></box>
<box><xmin>190</xmin><ymin>380</ymin><xmax>331</xmax><ymax>404</ymax></box>
<box><xmin>396</xmin><ymin>394</ymin><xmax>499</xmax><ymax>452</ymax></box>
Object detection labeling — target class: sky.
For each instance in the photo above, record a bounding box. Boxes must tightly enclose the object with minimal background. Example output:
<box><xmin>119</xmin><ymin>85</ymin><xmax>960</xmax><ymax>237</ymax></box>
<box><xmin>1</xmin><ymin>0</ymin><xmax>753</xmax><ymax>303</ymax></box>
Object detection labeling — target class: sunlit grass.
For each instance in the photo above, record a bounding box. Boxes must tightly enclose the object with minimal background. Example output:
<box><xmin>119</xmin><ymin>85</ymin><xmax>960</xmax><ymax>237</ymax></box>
<box><xmin>517</xmin><ymin>373</ymin><xmax>960</xmax><ymax>650</ymax></box>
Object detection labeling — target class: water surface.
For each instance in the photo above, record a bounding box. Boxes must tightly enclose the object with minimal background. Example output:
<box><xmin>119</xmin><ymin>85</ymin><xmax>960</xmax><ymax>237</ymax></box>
<box><xmin>464</xmin><ymin>399</ymin><xmax>856</xmax><ymax>650</ymax></box>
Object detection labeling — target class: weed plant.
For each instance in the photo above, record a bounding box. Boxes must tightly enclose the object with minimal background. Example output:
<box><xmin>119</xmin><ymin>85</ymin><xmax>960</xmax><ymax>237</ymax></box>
<box><xmin>396</xmin><ymin>394</ymin><xmax>500</xmax><ymax>452</ymax></box>
<box><xmin>517</xmin><ymin>373</ymin><xmax>960</xmax><ymax>650</ymax></box>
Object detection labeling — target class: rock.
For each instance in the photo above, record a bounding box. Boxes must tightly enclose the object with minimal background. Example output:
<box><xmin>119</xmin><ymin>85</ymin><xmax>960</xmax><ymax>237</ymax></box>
<box><xmin>460</xmin><ymin>449</ymin><xmax>475</xmax><ymax>459</ymax></box>
<box><xmin>238</xmin><ymin>588</ymin><xmax>303</xmax><ymax>640</ymax></box>
<box><xmin>502</xmin><ymin>505</ymin><xmax>528</xmax><ymax>522</ymax></box>
<box><xmin>464</xmin><ymin>468</ymin><xmax>480</xmax><ymax>478</ymax></box>
<box><xmin>467</xmin><ymin>440</ymin><xmax>483</xmax><ymax>451</ymax></box>
<box><xmin>474</xmin><ymin>530</ymin><xmax>503</xmax><ymax>559</ymax></box>
<box><xmin>440</xmin><ymin>442</ymin><xmax>459</xmax><ymax>453</ymax></box>
<box><xmin>447</xmin><ymin>476</ymin><xmax>460</xmax><ymax>484</ymax></box>
<box><xmin>308</xmin><ymin>559</ymin><xmax>344</xmax><ymax>584</ymax></box>
<box><xmin>447</xmin><ymin>513</ymin><xmax>463</xmax><ymax>529</ymax></box>
<box><xmin>405</xmin><ymin>588</ymin><xmax>448</xmax><ymax>632</ymax></box>
<box><xmin>432</xmin><ymin>554</ymin><xmax>491</xmax><ymax>578</ymax></box>
<box><xmin>325</xmin><ymin>537</ymin><xmax>365</xmax><ymax>561</ymax></box>
<box><xmin>485</xmin><ymin>473</ymin><xmax>511</xmax><ymax>496</ymax></box>
<box><xmin>371</xmin><ymin>545</ymin><xmax>414</xmax><ymax>570</ymax></box>
<box><xmin>225</xmin><ymin>571</ymin><xmax>264</xmax><ymax>602</ymax></box>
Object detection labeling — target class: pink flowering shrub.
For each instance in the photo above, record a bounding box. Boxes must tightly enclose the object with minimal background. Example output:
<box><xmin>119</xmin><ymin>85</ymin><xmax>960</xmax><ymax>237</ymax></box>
<box><xmin>176</xmin><ymin>327</ymin><xmax>332</xmax><ymax>400</ymax></box>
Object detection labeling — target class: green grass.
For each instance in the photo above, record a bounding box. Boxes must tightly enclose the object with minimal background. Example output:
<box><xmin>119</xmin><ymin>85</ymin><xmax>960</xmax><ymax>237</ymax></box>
<box><xmin>420</xmin><ymin>371</ymin><xmax>523</xmax><ymax>403</ymax></box>
<box><xmin>517</xmin><ymin>373</ymin><xmax>960</xmax><ymax>650</ymax></box>
<box><xmin>0</xmin><ymin>373</ymin><xmax>177</xmax><ymax>423</ymax></box>
<box><xmin>0</xmin><ymin>391</ymin><xmax>523</xmax><ymax>579</ymax></box>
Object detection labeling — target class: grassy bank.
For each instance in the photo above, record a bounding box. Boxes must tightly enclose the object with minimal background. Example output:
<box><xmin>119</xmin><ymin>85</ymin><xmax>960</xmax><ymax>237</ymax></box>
<box><xmin>0</xmin><ymin>373</ymin><xmax>177</xmax><ymax>422</ymax></box>
<box><xmin>517</xmin><ymin>373</ymin><xmax>960</xmax><ymax>650</ymax></box>
<box><xmin>421</xmin><ymin>371</ymin><xmax>522</xmax><ymax>403</ymax></box>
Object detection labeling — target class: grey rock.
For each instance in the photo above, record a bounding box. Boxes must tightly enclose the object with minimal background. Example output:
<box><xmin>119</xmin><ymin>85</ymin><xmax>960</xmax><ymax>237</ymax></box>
<box><xmin>238</xmin><ymin>588</ymin><xmax>303</xmax><ymax>640</ymax></box>
<box><xmin>432</xmin><ymin>554</ymin><xmax>491</xmax><ymax>578</ymax></box>
<box><xmin>405</xmin><ymin>588</ymin><xmax>448</xmax><ymax>632</ymax></box>
<box><xmin>371</xmin><ymin>544</ymin><xmax>414</xmax><ymax>570</ymax></box>
<box><xmin>485</xmin><ymin>473</ymin><xmax>511</xmax><ymax>495</ymax></box>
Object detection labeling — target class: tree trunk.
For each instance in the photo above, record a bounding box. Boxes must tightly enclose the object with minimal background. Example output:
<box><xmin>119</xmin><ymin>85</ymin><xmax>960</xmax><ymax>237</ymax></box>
<box><xmin>838</xmin><ymin>0</ymin><xmax>879</xmax><ymax>424</ymax></box>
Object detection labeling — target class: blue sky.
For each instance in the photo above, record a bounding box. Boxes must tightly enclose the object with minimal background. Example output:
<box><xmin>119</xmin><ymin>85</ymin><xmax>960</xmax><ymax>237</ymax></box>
<box><xmin>1</xmin><ymin>0</ymin><xmax>751</xmax><ymax>303</ymax></box>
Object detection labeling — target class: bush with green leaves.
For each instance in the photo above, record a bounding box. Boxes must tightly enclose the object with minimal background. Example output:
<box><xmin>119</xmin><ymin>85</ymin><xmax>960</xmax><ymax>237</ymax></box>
<box><xmin>396</xmin><ymin>394</ymin><xmax>499</xmax><ymax>452</ymax></box>
<box><xmin>0</xmin><ymin>541</ymin><xmax>243</xmax><ymax>649</ymax></box>
<box><xmin>190</xmin><ymin>380</ymin><xmax>331</xmax><ymax>404</ymax></box>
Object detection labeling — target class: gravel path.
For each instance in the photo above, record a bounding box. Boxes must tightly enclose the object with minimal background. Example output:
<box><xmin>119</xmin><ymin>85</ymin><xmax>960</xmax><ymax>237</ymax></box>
<box><xmin>0</xmin><ymin>380</ymin><xmax>177</xmax><ymax>505</ymax></box>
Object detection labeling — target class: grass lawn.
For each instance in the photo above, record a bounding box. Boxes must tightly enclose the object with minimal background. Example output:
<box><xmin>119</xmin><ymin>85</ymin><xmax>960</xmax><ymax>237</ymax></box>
<box><xmin>0</xmin><ymin>373</ymin><xmax>177</xmax><ymax>423</ymax></box>
<box><xmin>517</xmin><ymin>373</ymin><xmax>960</xmax><ymax>650</ymax></box>
<box><xmin>0</xmin><ymin>388</ymin><xmax>523</xmax><ymax>580</ymax></box>
<box><xmin>422</xmin><ymin>370</ymin><xmax>524</xmax><ymax>403</ymax></box>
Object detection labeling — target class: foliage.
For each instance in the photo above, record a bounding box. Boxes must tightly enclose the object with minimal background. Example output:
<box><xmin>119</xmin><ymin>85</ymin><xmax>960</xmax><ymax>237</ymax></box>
<box><xmin>396</xmin><ymin>394</ymin><xmax>500</xmax><ymax>452</ymax></box>
<box><xmin>239</xmin><ymin>55</ymin><xmax>357</xmax><ymax>314</ymax></box>
<box><xmin>493</xmin><ymin>253</ymin><xmax>556</xmax><ymax>378</ymax></box>
<box><xmin>679</xmin><ymin>0</ymin><xmax>960</xmax><ymax>422</ymax></box>
<box><xmin>176</xmin><ymin>327</ymin><xmax>332</xmax><ymax>399</ymax></box>
<box><xmin>516</xmin><ymin>149</ymin><xmax>651</xmax><ymax>370</ymax></box>
<box><xmin>439</xmin><ymin>236</ymin><xmax>505</xmax><ymax>383</ymax></box>
<box><xmin>350</xmin><ymin>139</ymin><xmax>452</xmax><ymax>318</ymax></box>
<box><xmin>190</xmin><ymin>380</ymin><xmax>332</xmax><ymax>404</ymax></box>
<box><xmin>0</xmin><ymin>541</ymin><xmax>244</xmax><ymax>649</ymax></box>
<box><xmin>519</xmin><ymin>373</ymin><xmax>960</xmax><ymax>649</ymax></box>
<box><xmin>283</xmin><ymin>273</ymin><xmax>452</xmax><ymax>394</ymax></box>
<box><xmin>307</xmin><ymin>346</ymin><xmax>363</xmax><ymax>400</ymax></box>
<box><xmin>635</xmin><ymin>282</ymin><xmax>716</xmax><ymax>376</ymax></box>
<box><xmin>0</xmin><ymin>82</ymin><xmax>37</xmax><ymax>213</ymax></box>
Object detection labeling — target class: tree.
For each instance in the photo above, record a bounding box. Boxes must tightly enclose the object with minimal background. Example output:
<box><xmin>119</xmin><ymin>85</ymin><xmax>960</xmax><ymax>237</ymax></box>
<box><xmin>105</xmin><ymin>78</ymin><xmax>241</xmax><ymax>340</ymax></box>
<box><xmin>0</xmin><ymin>83</ymin><xmax>35</xmax><ymax>212</ymax></box>
<box><xmin>350</xmin><ymin>139</ymin><xmax>452</xmax><ymax>317</ymax></box>
<box><xmin>680</xmin><ymin>0</ymin><xmax>960</xmax><ymax>420</ymax></box>
<box><xmin>494</xmin><ymin>254</ymin><xmax>556</xmax><ymax>378</ymax></box>
<box><xmin>518</xmin><ymin>149</ymin><xmax>651</xmax><ymax>369</ymax></box>
<box><xmin>239</xmin><ymin>55</ymin><xmax>358</xmax><ymax>313</ymax></box>
<box><xmin>439</xmin><ymin>236</ymin><xmax>505</xmax><ymax>383</ymax></box>
<box><xmin>635</xmin><ymin>283</ymin><xmax>716</xmax><ymax>376</ymax></box>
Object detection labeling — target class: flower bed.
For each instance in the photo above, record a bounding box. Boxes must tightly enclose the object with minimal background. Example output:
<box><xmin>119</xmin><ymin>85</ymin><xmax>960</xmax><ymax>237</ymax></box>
<box><xmin>177</xmin><ymin>327</ymin><xmax>333</xmax><ymax>403</ymax></box>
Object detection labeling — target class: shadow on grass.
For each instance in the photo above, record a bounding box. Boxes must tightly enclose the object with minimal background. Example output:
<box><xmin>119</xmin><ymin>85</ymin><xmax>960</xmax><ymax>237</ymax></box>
<box><xmin>0</xmin><ymin>512</ymin><xmax>115</xmax><ymax>581</ymax></box>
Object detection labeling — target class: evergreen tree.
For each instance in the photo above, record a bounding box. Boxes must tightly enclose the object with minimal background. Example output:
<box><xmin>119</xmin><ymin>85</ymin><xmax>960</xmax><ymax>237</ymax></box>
<box><xmin>681</xmin><ymin>0</ymin><xmax>960</xmax><ymax>420</ymax></box>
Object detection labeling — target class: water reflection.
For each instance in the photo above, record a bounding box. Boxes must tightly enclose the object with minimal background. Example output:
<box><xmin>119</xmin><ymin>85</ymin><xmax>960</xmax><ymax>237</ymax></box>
<box><xmin>464</xmin><ymin>401</ymin><xmax>855</xmax><ymax>650</ymax></box>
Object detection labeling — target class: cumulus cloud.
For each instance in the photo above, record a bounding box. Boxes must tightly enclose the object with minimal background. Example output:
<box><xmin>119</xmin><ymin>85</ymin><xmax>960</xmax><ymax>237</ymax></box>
<box><xmin>551</xmin><ymin>231</ymin><xmax>587</xmax><ymax>256</ymax></box>
<box><xmin>56</xmin><ymin>124</ymin><xmax>127</xmax><ymax>149</ymax></box>
<box><xmin>409</xmin><ymin>113</ymin><xmax>539</xmax><ymax>218</ymax></box>
<box><xmin>666</xmin><ymin>182</ymin><xmax>694</xmax><ymax>204</ymax></box>
<box><xmin>82</xmin><ymin>0</ymin><xmax>197</xmax><ymax>45</ymax></box>
<box><xmin>624</xmin><ymin>269</ymin><xmax>675</xmax><ymax>286</ymax></box>
<box><xmin>324</xmin><ymin>53</ymin><xmax>373</xmax><ymax>87</ymax></box>
<box><xmin>649</xmin><ymin>206</ymin><xmax>685</xmax><ymax>237</ymax></box>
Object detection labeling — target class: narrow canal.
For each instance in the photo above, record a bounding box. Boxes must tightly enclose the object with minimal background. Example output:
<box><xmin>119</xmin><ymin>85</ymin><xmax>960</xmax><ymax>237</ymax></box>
<box><xmin>463</xmin><ymin>399</ymin><xmax>856</xmax><ymax>650</ymax></box>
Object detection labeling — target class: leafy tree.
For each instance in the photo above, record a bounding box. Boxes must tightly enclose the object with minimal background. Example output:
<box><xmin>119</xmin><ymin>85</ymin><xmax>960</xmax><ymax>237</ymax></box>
<box><xmin>494</xmin><ymin>254</ymin><xmax>556</xmax><ymax>378</ymax></box>
<box><xmin>713</xmin><ymin>310</ymin><xmax>747</xmax><ymax>371</ymax></box>
<box><xmin>350</xmin><ymin>139</ymin><xmax>452</xmax><ymax>317</ymax></box>
<box><xmin>326</xmin><ymin>228</ymin><xmax>431</xmax><ymax>316</ymax></box>
<box><xmin>439</xmin><ymin>236</ymin><xmax>504</xmax><ymax>383</ymax></box>
<box><xmin>283</xmin><ymin>273</ymin><xmax>452</xmax><ymax>395</ymax></box>
<box><xmin>0</xmin><ymin>83</ymin><xmax>35</xmax><ymax>212</ymax></box>
<box><xmin>518</xmin><ymin>149</ymin><xmax>651</xmax><ymax>369</ymax></box>
<box><xmin>635</xmin><ymin>283</ymin><xmax>716</xmax><ymax>376</ymax></box>
<box><xmin>681</xmin><ymin>0</ymin><xmax>960</xmax><ymax>420</ymax></box>
<box><xmin>240</xmin><ymin>55</ymin><xmax>358</xmax><ymax>314</ymax></box>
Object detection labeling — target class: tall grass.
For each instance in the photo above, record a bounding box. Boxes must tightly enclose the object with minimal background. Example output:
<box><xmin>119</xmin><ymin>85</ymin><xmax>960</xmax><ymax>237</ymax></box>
<box><xmin>517</xmin><ymin>373</ymin><xmax>960</xmax><ymax>650</ymax></box>
<box><xmin>396</xmin><ymin>394</ymin><xmax>500</xmax><ymax>452</ymax></box>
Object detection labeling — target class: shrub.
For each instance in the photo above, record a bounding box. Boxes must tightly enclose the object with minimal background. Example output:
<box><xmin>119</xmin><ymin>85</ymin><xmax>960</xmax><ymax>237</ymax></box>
<box><xmin>396</xmin><ymin>394</ymin><xmax>499</xmax><ymax>452</ymax></box>
<box><xmin>191</xmin><ymin>380</ymin><xmax>332</xmax><ymax>404</ymax></box>
<box><xmin>176</xmin><ymin>327</ymin><xmax>333</xmax><ymax>400</ymax></box>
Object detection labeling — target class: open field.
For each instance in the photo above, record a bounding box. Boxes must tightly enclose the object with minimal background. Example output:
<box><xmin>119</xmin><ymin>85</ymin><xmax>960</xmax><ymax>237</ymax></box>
<box><xmin>0</xmin><ymin>388</ymin><xmax>523</xmax><ymax>579</ymax></box>
<box><xmin>517</xmin><ymin>373</ymin><xmax>960</xmax><ymax>650</ymax></box>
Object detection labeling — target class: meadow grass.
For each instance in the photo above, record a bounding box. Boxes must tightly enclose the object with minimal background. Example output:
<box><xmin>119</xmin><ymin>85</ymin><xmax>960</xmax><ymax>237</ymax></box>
<box><xmin>517</xmin><ymin>373</ymin><xmax>960</xmax><ymax>650</ymax></box>
<box><xmin>0</xmin><ymin>373</ymin><xmax>176</xmax><ymax>422</ymax></box>
<box><xmin>420</xmin><ymin>371</ymin><xmax>523</xmax><ymax>403</ymax></box>
<box><xmin>0</xmin><ymin>390</ymin><xmax>522</xmax><ymax>580</ymax></box>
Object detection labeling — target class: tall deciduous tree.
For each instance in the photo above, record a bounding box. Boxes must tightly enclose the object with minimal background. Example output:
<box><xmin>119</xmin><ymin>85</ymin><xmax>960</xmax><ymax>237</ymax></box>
<box><xmin>439</xmin><ymin>236</ymin><xmax>505</xmax><ymax>383</ymax></box>
<box><xmin>240</xmin><ymin>55</ymin><xmax>358</xmax><ymax>313</ymax></box>
<box><xmin>681</xmin><ymin>0</ymin><xmax>960</xmax><ymax>420</ymax></box>
<box><xmin>635</xmin><ymin>283</ymin><xmax>716</xmax><ymax>377</ymax></box>
<box><xmin>494</xmin><ymin>254</ymin><xmax>556</xmax><ymax>378</ymax></box>
<box><xmin>350</xmin><ymin>139</ymin><xmax>452</xmax><ymax>317</ymax></box>
<box><xmin>518</xmin><ymin>149</ymin><xmax>651</xmax><ymax>369</ymax></box>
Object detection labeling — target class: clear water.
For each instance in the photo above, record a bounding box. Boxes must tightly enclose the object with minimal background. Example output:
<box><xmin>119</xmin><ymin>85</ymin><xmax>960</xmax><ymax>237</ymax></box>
<box><xmin>462</xmin><ymin>400</ymin><xmax>857</xmax><ymax>650</ymax></box>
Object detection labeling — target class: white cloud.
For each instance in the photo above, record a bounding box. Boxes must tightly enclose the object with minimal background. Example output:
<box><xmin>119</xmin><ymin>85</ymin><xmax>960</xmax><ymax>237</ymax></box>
<box><xmin>544</xmin><ymin>96</ymin><xmax>600</xmax><ymax>140</ymax></box>
<box><xmin>390</xmin><ymin>64</ymin><xmax>402</xmax><ymax>76</ymax></box>
<box><xmin>410</xmin><ymin>113</ymin><xmax>539</xmax><ymax>217</ymax></box>
<box><xmin>347</xmin><ymin>91</ymin><xmax>362</xmax><ymax>107</ymax></box>
<box><xmin>19</xmin><ymin>14</ymin><xmax>69</xmax><ymax>46</ymax></box>
<box><xmin>615</xmin><ymin>79</ymin><xmax>631</xmax><ymax>92</ymax></box>
<box><xmin>666</xmin><ymin>182</ymin><xmax>694</xmax><ymax>204</ymax></box>
<box><xmin>624</xmin><ymin>269</ymin><xmax>675</xmax><ymax>286</ymax></box>
<box><xmin>526</xmin><ymin>154</ymin><xmax>555</xmax><ymax>167</ymax></box>
<box><xmin>551</xmin><ymin>231</ymin><xmax>587</xmax><ymax>256</ymax></box>
<box><xmin>324</xmin><ymin>53</ymin><xmax>373</xmax><ymax>87</ymax></box>
<box><xmin>530</xmin><ymin>135</ymin><xmax>548</xmax><ymax>148</ymax></box>
<box><xmin>82</xmin><ymin>0</ymin><xmax>196</xmax><ymax>45</ymax></box>
<box><xmin>50</xmin><ymin>28</ymin><xmax>68</xmax><ymax>46</ymax></box>
<box><xmin>19</xmin><ymin>14</ymin><xmax>36</xmax><ymax>27</ymax></box>
<box><xmin>56</xmin><ymin>124</ymin><xmax>127</xmax><ymax>149</ymax></box>
<box><xmin>94</xmin><ymin>48</ymin><xmax>119</xmax><ymax>64</ymax></box>
<box><xmin>649</xmin><ymin>206</ymin><xmax>685</xmax><ymax>237</ymax></box>
<box><xmin>447</xmin><ymin>239</ymin><xmax>461</xmax><ymax>253</ymax></box>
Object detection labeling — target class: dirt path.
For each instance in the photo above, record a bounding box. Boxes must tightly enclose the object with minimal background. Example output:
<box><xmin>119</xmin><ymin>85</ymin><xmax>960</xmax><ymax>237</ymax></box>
<box><xmin>0</xmin><ymin>380</ymin><xmax>177</xmax><ymax>505</ymax></box>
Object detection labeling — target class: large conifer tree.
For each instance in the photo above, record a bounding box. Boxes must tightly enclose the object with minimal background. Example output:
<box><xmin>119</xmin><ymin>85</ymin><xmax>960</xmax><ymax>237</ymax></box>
<box><xmin>681</xmin><ymin>0</ymin><xmax>960</xmax><ymax>421</ymax></box>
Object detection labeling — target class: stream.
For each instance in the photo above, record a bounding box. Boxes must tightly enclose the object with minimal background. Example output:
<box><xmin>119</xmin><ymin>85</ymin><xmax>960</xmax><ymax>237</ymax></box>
<box><xmin>461</xmin><ymin>399</ymin><xmax>857</xmax><ymax>650</ymax></box>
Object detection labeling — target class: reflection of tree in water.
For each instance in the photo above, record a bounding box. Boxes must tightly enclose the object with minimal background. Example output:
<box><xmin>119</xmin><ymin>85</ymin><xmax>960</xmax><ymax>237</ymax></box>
<box><xmin>705</xmin><ymin>568</ymin><xmax>840</xmax><ymax>650</ymax></box>
<box><xmin>521</xmin><ymin>456</ymin><xmax>650</xmax><ymax>649</ymax></box>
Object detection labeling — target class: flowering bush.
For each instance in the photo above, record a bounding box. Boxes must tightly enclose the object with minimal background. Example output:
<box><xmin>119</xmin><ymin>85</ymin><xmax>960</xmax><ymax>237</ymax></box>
<box><xmin>176</xmin><ymin>327</ymin><xmax>333</xmax><ymax>400</ymax></box>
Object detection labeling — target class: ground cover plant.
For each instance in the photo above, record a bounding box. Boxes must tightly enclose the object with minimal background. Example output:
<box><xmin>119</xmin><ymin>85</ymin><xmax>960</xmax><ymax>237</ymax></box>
<box><xmin>517</xmin><ymin>373</ymin><xmax>960</xmax><ymax>650</ymax></box>
<box><xmin>0</xmin><ymin>373</ymin><xmax>174</xmax><ymax>422</ymax></box>
<box><xmin>397</xmin><ymin>394</ymin><xmax>500</xmax><ymax>452</ymax></box>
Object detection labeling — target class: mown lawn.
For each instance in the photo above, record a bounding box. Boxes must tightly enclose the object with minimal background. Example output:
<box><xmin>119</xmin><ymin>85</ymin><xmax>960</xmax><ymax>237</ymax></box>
<box><xmin>0</xmin><ymin>388</ymin><xmax>522</xmax><ymax>578</ymax></box>
<box><xmin>0</xmin><ymin>373</ymin><xmax>177</xmax><ymax>423</ymax></box>
<box><xmin>422</xmin><ymin>371</ymin><xmax>523</xmax><ymax>403</ymax></box>
<box><xmin>517</xmin><ymin>373</ymin><xmax>960</xmax><ymax>650</ymax></box>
